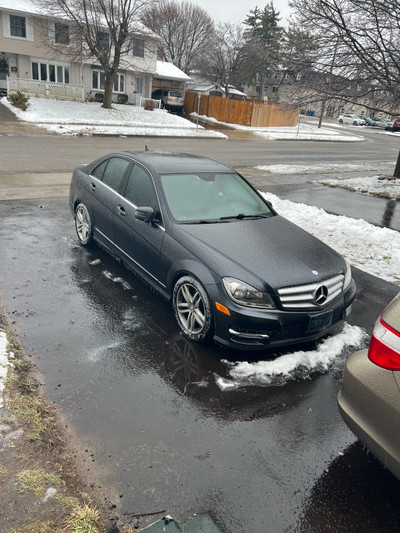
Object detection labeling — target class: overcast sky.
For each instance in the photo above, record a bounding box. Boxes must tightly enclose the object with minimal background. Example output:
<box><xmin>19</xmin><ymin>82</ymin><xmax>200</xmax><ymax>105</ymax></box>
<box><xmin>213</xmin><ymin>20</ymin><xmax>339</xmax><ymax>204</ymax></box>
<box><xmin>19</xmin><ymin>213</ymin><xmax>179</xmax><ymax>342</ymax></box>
<box><xmin>184</xmin><ymin>0</ymin><xmax>292</xmax><ymax>25</ymax></box>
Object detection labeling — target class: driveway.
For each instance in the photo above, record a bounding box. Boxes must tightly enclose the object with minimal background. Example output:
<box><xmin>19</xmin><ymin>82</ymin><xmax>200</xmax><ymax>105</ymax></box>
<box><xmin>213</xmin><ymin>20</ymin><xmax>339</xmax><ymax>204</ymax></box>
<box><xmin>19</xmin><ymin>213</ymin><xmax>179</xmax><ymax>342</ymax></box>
<box><xmin>0</xmin><ymin>196</ymin><xmax>399</xmax><ymax>532</ymax></box>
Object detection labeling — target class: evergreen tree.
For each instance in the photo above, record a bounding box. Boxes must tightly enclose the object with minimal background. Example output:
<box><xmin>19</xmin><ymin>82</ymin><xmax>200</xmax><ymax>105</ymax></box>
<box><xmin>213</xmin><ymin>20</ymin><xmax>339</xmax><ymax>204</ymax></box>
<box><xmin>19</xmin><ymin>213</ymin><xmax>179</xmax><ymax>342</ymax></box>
<box><xmin>243</xmin><ymin>2</ymin><xmax>284</xmax><ymax>99</ymax></box>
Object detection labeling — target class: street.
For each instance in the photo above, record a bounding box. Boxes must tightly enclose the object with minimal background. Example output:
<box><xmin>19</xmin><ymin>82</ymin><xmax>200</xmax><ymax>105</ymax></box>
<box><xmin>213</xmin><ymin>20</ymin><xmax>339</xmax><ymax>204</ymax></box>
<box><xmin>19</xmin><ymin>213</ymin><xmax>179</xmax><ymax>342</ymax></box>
<box><xmin>1</xmin><ymin>129</ymin><xmax>400</xmax><ymax>532</ymax></box>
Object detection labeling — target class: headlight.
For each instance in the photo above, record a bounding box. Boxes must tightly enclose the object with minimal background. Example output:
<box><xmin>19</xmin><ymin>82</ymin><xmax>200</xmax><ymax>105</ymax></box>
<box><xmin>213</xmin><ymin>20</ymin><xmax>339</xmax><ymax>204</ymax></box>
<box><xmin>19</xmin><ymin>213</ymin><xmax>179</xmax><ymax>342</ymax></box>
<box><xmin>222</xmin><ymin>277</ymin><xmax>275</xmax><ymax>308</ymax></box>
<box><xmin>343</xmin><ymin>259</ymin><xmax>352</xmax><ymax>289</ymax></box>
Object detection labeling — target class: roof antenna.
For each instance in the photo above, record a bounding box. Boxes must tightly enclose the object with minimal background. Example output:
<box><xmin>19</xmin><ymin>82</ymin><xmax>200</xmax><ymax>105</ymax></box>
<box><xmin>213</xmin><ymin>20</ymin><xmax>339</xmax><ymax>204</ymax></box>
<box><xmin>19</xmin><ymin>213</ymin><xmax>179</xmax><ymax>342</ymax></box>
<box><xmin>145</xmin><ymin>145</ymin><xmax>148</xmax><ymax>151</ymax></box>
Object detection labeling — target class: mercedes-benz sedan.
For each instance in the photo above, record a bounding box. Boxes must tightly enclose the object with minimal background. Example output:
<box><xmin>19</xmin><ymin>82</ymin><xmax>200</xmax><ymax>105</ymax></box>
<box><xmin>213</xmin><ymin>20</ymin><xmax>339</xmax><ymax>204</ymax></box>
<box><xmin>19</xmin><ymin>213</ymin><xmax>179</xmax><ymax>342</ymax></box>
<box><xmin>69</xmin><ymin>151</ymin><xmax>356</xmax><ymax>350</ymax></box>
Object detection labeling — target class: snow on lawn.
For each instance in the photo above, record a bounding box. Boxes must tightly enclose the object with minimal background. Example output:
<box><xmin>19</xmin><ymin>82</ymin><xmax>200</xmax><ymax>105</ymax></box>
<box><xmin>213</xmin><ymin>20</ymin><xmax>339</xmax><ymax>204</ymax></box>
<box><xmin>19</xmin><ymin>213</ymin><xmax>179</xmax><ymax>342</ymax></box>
<box><xmin>262</xmin><ymin>192</ymin><xmax>400</xmax><ymax>284</ymax></box>
<box><xmin>316</xmin><ymin>175</ymin><xmax>400</xmax><ymax>200</ymax></box>
<box><xmin>216</xmin><ymin>323</ymin><xmax>366</xmax><ymax>390</ymax></box>
<box><xmin>1</xmin><ymin>97</ymin><xmax>226</xmax><ymax>138</ymax></box>
<box><xmin>192</xmin><ymin>113</ymin><xmax>364</xmax><ymax>141</ymax></box>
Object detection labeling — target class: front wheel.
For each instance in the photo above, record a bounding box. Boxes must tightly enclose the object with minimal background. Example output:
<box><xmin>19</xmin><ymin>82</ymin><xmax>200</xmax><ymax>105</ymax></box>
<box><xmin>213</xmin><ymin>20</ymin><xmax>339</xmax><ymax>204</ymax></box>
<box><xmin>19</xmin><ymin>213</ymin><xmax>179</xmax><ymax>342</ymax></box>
<box><xmin>339</xmin><ymin>119</ymin><xmax>343</xmax><ymax>123</ymax></box>
<box><xmin>353</xmin><ymin>121</ymin><xmax>358</xmax><ymax>125</ymax></box>
<box><xmin>172</xmin><ymin>276</ymin><xmax>214</xmax><ymax>342</ymax></box>
<box><xmin>75</xmin><ymin>203</ymin><xmax>93</xmax><ymax>246</ymax></box>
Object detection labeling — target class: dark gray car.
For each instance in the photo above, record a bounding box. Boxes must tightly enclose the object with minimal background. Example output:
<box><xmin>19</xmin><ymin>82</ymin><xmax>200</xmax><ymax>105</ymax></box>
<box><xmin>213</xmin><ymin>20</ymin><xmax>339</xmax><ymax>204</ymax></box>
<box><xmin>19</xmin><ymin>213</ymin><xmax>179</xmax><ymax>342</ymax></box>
<box><xmin>69</xmin><ymin>150</ymin><xmax>356</xmax><ymax>350</ymax></box>
<box><xmin>338</xmin><ymin>292</ymin><xmax>400</xmax><ymax>479</ymax></box>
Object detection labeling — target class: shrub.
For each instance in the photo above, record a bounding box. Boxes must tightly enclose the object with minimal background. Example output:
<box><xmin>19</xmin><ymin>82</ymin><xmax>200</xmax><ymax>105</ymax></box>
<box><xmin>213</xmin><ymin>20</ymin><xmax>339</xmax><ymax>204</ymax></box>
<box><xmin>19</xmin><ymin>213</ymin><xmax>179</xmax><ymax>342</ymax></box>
<box><xmin>117</xmin><ymin>93</ymin><xmax>128</xmax><ymax>104</ymax></box>
<box><xmin>8</xmin><ymin>91</ymin><xmax>29</xmax><ymax>111</ymax></box>
<box><xmin>94</xmin><ymin>92</ymin><xmax>104</xmax><ymax>103</ymax></box>
<box><xmin>144</xmin><ymin>99</ymin><xmax>156</xmax><ymax>111</ymax></box>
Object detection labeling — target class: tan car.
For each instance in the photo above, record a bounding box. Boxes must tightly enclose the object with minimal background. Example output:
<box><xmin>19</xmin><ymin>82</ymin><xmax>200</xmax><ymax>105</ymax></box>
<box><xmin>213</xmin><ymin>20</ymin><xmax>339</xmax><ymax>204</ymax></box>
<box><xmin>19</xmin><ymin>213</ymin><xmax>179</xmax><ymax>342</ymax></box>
<box><xmin>338</xmin><ymin>292</ymin><xmax>400</xmax><ymax>479</ymax></box>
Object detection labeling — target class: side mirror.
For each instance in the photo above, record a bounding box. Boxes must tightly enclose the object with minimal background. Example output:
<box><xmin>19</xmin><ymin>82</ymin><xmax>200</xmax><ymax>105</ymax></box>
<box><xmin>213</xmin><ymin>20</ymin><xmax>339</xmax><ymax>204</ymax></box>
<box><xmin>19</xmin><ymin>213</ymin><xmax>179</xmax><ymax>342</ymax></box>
<box><xmin>135</xmin><ymin>206</ymin><xmax>155</xmax><ymax>223</ymax></box>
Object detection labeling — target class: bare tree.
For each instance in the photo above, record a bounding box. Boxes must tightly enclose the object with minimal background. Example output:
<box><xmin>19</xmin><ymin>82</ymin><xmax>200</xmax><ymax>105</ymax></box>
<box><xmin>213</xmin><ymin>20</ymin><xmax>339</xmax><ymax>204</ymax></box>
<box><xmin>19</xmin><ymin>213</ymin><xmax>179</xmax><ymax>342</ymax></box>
<box><xmin>140</xmin><ymin>0</ymin><xmax>214</xmax><ymax>72</ymax></box>
<box><xmin>34</xmin><ymin>0</ymin><xmax>152</xmax><ymax>108</ymax></box>
<box><xmin>195</xmin><ymin>23</ymin><xmax>249</xmax><ymax>95</ymax></box>
<box><xmin>289</xmin><ymin>0</ymin><xmax>400</xmax><ymax>111</ymax></box>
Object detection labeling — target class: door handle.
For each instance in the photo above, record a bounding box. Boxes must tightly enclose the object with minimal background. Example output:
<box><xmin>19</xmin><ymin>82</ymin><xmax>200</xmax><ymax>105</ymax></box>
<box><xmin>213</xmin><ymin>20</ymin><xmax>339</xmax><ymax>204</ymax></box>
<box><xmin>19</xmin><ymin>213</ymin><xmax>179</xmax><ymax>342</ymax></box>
<box><xmin>117</xmin><ymin>204</ymin><xmax>126</xmax><ymax>216</ymax></box>
<box><xmin>90</xmin><ymin>182</ymin><xmax>96</xmax><ymax>191</ymax></box>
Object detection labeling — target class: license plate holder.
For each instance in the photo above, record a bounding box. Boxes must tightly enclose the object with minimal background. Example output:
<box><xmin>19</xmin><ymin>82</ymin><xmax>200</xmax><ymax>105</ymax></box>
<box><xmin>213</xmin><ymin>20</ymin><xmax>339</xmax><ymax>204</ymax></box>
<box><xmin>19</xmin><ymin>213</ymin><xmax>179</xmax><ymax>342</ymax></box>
<box><xmin>308</xmin><ymin>310</ymin><xmax>333</xmax><ymax>332</ymax></box>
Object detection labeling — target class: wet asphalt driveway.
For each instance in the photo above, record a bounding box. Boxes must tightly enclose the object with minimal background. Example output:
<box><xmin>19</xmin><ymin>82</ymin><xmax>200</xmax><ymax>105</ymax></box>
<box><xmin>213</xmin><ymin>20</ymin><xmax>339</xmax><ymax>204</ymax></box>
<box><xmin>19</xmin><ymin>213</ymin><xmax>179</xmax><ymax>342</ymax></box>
<box><xmin>1</xmin><ymin>196</ymin><xmax>400</xmax><ymax>532</ymax></box>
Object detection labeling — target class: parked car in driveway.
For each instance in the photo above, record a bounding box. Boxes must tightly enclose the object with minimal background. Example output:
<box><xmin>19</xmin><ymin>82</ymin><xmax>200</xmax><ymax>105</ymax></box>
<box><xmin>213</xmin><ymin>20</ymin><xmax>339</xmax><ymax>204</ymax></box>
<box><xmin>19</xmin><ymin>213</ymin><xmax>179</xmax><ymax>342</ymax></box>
<box><xmin>338</xmin><ymin>114</ymin><xmax>366</xmax><ymax>126</ymax></box>
<box><xmin>338</xmin><ymin>292</ymin><xmax>400</xmax><ymax>479</ymax></box>
<box><xmin>151</xmin><ymin>89</ymin><xmax>184</xmax><ymax>112</ymax></box>
<box><xmin>69</xmin><ymin>151</ymin><xmax>356</xmax><ymax>350</ymax></box>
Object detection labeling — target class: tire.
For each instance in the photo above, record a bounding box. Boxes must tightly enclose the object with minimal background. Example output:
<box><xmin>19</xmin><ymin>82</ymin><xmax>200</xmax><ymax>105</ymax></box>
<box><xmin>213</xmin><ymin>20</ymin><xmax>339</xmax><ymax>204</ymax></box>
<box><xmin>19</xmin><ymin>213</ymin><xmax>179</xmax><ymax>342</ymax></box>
<box><xmin>172</xmin><ymin>276</ymin><xmax>214</xmax><ymax>342</ymax></box>
<box><xmin>75</xmin><ymin>203</ymin><xmax>93</xmax><ymax>246</ymax></box>
<box><xmin>339</xmin><ymin>119</ymin><xmax>343</xmax><ymax>123</ymax></box>
<box><xmin>353</xmin><ymin>121</ymin><xmax>358</xmax><ymax>125</ymax></box>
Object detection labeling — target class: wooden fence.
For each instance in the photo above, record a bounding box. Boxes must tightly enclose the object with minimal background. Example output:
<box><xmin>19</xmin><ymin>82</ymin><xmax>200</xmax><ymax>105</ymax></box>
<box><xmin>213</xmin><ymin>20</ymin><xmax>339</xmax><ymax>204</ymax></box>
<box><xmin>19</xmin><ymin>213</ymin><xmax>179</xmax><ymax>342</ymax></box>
<box><xmin>184</xmin><ymin>92</ymin><xmax>299</xmax><ymax>128</ymax></box>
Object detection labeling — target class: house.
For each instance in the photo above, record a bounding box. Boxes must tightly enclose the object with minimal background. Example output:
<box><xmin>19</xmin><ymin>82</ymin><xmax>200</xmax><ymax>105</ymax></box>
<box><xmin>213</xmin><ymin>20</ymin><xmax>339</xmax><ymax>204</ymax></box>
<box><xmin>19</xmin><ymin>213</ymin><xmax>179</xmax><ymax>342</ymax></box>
<box><xmin>0</xmin><ymin>0</ymin><xmax>160</xmax><ymax>102</ymax></box>
<box><xmin>186</xmin><ymin>83</ymin><xmax>247</xmax><ymax>100</ymax></box>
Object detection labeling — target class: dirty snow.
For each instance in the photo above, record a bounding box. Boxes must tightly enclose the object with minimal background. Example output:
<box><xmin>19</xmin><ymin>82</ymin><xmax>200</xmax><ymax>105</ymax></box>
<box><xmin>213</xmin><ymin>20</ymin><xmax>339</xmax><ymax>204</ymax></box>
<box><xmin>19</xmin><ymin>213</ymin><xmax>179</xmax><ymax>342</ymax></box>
<box><xmin>217</xmin><ymin>323</ymin><xmax>367</xmax><ymax>390</ymax></box>
<box><xmin>262</xmin><ymin>192</ymin><xmax>400</xmax><ymax>284</ymax></box>
<box><xmin>0</xmin><ymin>331</ymin><xmax>12</xmax><ymax>409</ymax></box>
<box><xmin>1</xmin><ymin>97</ymin><xmax>226</xmax><ymax>138</ymax></box>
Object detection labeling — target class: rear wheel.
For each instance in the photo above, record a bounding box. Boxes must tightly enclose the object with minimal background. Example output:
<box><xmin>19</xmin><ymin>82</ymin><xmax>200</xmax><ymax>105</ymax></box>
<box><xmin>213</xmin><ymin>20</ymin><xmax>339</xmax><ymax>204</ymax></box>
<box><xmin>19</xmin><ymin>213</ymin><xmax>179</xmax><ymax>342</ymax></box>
<box><xmin>75</xmin><ymin>203</ymin><xmax>93</xmax><ymax>246</ymax></box>
<box><xmin>172</xmin><ymin>276</ymin><xmax>213</xmax><ymax>342</ymax></box>
<box><xmin>339</xmin><ymin>119</ymin><xmax>343</xmax><ymax>123</ymax></box>
<box><xmin>353</xmin><ymin>121</ymin><xmax>358</xmax><ymax>125</ymax></box>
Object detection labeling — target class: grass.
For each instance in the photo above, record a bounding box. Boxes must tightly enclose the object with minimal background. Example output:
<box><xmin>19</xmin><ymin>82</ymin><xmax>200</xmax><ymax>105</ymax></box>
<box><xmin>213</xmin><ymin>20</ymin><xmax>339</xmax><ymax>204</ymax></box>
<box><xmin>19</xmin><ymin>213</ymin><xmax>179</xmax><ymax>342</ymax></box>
<box><xmin>63</xmin><ymin>504</ymin><xmax>101</xmax><ymax>533</ymax></box>
<box><xmin>16</xmin><ymin>467</ymin><xmax>63</xmax><ymax>497</ymax></box>
<box><xmin>5</xmin><ymin>366</ymin><xmax>60</xmax><ymax>443</ymax></box>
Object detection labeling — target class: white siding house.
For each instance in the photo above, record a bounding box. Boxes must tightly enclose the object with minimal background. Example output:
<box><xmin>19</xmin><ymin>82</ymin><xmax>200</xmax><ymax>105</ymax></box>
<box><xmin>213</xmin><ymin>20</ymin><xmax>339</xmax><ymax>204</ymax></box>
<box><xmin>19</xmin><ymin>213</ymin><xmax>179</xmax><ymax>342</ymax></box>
<box><xmin>0</xmin><ymin>0</ymin><xmax>159</xmax><ymax>102</ymax></box>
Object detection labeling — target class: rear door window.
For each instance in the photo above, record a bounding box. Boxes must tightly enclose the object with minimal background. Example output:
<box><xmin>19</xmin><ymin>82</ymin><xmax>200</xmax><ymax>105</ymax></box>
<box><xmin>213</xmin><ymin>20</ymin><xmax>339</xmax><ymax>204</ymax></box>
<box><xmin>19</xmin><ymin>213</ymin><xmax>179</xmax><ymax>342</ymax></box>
<box><xmin>101</xmin><ymin>157</ymin><xmax>130</xmax><ymax>192</ymax></box>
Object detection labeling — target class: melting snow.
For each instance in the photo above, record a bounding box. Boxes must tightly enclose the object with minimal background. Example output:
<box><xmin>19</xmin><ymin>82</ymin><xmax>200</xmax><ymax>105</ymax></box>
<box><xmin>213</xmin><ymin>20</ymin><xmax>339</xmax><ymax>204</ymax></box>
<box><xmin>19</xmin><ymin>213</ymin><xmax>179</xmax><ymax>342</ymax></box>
<box><xmin>216</xmin><ymin>323</ymin><xmax>367</xmax><ymax>390</ymax></box>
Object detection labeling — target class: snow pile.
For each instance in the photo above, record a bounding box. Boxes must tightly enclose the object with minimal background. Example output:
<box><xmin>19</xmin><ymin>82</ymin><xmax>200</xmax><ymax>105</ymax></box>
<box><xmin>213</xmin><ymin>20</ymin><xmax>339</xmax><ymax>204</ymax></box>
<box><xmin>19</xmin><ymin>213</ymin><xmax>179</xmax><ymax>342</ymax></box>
<box><xmin>216</xmin><ymin>323</ymin><xmax>366</xmax><ymax>390</ymax></box>
<box><xmin>256</xmin><ymin>162</ymin><xmax>395</xmax><ymax>175</ymax></box>
<box><xmin>262</xmin><ymin>192</ymin><xmax>400</xmax><ymax>284</ymax></box>
<box><xmin>0</xmin><ymin>331</ymin><xmax>13</xmax><ymax>409</ymax></box>
<box><xmin>317</xmin><ymin>175</ymin><xmax>400</xmax><ymax>199</ymax></box>
<box><xmin>1</xmin><ymin>97</ymin><xmax>226</xmax><ymax>138</ymax></box>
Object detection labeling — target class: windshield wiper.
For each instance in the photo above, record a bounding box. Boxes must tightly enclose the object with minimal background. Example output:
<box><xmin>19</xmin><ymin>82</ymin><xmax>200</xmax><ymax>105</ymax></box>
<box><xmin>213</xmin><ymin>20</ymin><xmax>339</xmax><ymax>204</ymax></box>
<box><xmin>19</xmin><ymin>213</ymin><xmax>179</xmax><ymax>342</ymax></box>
<box><xmin>219</xmin><ymin>213</ymin><xmax>271</xmax><ymax>221</ymax></box>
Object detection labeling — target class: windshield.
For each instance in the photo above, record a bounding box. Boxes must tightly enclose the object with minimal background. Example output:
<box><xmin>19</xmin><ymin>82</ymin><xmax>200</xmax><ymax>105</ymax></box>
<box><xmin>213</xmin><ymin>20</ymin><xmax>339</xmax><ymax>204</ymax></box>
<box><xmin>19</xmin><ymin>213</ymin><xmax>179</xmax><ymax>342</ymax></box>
<box><xmin>160</xmin><ymin>172</ymin><xmax>273</xmax><ymax>222</ymax></box>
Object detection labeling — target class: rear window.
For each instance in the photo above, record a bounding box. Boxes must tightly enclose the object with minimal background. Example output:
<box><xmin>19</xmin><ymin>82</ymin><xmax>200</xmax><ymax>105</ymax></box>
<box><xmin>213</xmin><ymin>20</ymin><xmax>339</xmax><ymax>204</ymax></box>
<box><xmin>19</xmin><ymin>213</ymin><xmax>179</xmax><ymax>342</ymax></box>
<box><xmin>169</xmin><ymin>91</ymin><xmax>182</xmax><ymax>98</ymax></box>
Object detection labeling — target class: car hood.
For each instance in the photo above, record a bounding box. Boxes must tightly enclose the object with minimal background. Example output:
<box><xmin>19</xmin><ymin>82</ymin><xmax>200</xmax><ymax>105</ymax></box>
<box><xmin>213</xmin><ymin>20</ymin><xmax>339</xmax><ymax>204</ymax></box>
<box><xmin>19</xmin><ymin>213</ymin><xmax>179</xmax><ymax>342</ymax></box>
<box><xmin>172</xmin><ymin>215</ymin><xmax>346</xmax><ymax>291</ymax></box>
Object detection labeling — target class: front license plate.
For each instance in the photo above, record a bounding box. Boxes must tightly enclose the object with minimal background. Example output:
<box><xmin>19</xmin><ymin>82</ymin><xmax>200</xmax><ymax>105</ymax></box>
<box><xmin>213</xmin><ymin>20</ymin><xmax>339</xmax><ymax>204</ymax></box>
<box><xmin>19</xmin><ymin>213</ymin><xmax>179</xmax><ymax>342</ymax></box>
<box><xmin>308</xmin><ymin>310</ymin><xmax>333</xmax><ymax>332</ymax></box>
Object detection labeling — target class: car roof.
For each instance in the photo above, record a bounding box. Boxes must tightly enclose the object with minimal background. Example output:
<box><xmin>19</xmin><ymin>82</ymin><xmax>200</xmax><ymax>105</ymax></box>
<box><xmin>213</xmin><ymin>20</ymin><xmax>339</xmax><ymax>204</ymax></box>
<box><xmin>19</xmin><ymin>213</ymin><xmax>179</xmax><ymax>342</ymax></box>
<box><xmin>114</xmin><ymin>150</ymin><xmax>235</xmax><ymax>174</ymax></box>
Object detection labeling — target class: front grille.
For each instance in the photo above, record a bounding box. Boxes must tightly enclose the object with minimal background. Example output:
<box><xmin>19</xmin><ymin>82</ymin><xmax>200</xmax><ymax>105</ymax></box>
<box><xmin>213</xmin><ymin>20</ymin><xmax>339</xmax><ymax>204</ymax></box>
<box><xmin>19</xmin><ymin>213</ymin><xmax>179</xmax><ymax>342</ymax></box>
<box><xmin>277</xmin><ymin>274</ymin><xmax>344</xmax><ymax>310</ymax></box>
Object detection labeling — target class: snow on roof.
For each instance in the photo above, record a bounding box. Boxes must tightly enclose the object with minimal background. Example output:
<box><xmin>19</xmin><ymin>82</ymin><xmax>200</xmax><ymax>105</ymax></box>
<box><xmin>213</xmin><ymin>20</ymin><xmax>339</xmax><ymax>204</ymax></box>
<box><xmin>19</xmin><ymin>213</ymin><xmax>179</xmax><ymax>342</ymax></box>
<box><xmin>0</xmin><ymin>0</ymin><xmax>160</xmax><ymax>38</ymax></box>
<box><xmin>0</xmin><ymin>0</ymin><xmax>40</xmax><ymax>15</ymax></box>
<box><xmin>228</xmin><ymin>88</ymin><xmax>247</xmax><ymax>97</ymax></box>
<box><xmin>187</xmin><ymin>85</ymin><xmax>222</xmax><ymax>93</ymax></box>
<box><xmin>155</xmin><ymin>61</ymin><xmax>191</xmax><ymax>81</ymax></box>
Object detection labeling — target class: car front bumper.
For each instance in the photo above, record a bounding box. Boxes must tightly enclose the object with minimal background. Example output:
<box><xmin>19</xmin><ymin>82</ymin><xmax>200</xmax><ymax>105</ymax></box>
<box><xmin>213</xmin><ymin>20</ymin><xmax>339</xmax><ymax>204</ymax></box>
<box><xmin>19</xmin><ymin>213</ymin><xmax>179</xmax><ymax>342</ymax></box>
<box><xmin>338</xmin><ymin>348</ymin><xmax>400</xmax><ymax>481</ymax></box>
<box><xmin>210</xmin><ymin>279</ymin><xmax>356</xmax><ymax>351</ymax></box>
